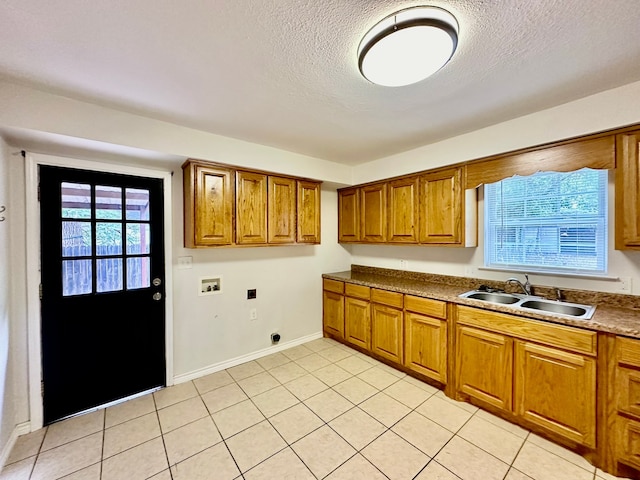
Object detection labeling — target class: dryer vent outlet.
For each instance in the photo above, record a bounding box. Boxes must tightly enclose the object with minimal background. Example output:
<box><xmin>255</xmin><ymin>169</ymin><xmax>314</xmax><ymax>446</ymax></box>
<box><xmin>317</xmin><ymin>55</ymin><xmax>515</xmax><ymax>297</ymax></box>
<box><xmin>271</xmin><ymin>333</ymin><xmax>281</xmax><ymax>344</ymax></box>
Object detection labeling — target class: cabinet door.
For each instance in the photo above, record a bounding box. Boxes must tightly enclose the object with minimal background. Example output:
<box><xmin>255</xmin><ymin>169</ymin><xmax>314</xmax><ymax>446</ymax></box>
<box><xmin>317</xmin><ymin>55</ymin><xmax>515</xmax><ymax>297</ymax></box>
<box><xmin>371</xmin><ymin>304</ymin><xmax>403</xmax><ymax>364</ymax></box>
<box><xmin>404</xmin><ymin>312</ymin><xmax>447</xmax><ymax>383</ymax></box>
<box><xmin>268</xmin><ymin>176</ymin><xmax>296</xmax><ymax>244</ymax></box>
<box><xmin>420</xmin><ymin>167</ymin><xmax>462</xmax><ymax>244</ymax></box>
<box><xmin>184</xmin><ymin>163</ymin><xmax>234</xmax><ymax>246</ymax></box>
<box><xmin>345</xmin><ymin>297</ymin><xmax>371</xmax><ymax>351</ymax></box>
<box><xmin>388</xmin><ymin>176</ymin><xmax>419</xmax><ymax>243</ymax></box>
<box><xmin>514</xmin><ymin>341</ymin><xmax>596</xmax><ymax>447</ymax></box>
<box><xmin>297</xmin><ymin>180</ymin><xmax>321</xmax><ymax>244</ymax></box>
<box><xmin>323</xmin><ymin>291</ymin><xmax>344</xmax><ymax>339</ymax></box>
<box><xmin>361</xmin><ymin>183</ymin><xmax>387</xmax><ymax>243</ymax></box>
<box><xmin>236</xmin><ymin>171</ymin><xmax>268</xmax><ymax>244</ymax></box>
<box><xmin>615</xmin><ymin>131</ymin><xmax>640</xmax><ymax>249</ymax></box>
<box><xmin>456</xmin><ymin>325</ymin><xmax>513</xmax><ymax>411</ymax></box>
<box><xmin>338</xmin><ymin>188</ymin><xmax>360</xmax><ymax>242</ymax></box>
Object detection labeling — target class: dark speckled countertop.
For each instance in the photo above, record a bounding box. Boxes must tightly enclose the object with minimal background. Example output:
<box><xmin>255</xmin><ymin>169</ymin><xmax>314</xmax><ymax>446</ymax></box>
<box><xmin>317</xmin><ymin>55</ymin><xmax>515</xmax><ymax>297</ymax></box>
<box><xmin>323</xmin><ymin>266</ymin><xmax>640</xmax><ymax>338</ymax></box>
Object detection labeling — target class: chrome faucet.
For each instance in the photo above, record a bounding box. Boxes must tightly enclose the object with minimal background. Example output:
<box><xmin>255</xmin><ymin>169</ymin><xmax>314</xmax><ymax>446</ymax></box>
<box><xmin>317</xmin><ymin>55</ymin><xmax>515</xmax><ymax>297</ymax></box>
<box><xmin>506</xmin><ymin>274</ymin><xmax>532</xmax><ymax>296</ymax></box>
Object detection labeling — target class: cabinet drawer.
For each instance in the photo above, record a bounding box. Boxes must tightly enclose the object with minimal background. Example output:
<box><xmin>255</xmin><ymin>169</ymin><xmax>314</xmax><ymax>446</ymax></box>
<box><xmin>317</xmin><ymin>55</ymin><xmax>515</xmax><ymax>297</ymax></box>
<box><xmin>618</xmin><ymin>337</ymin><xmax>640</xmax><ymax>368</ymax></box>
<box><xmin>617</xmin><ymin>367</ymin><xmax>640</xmax><ymax>418</ymax></box>
<box><xmin>405</xmin><ymin>295</ymin><xmax>447</xmax><ymax>319</ymax></box>
<box><xmin>371</xmin><ymin>288</ymin><xmax>403</xmax><ymax>308</ymax></box>
<box><xmin>323</xmin><ymin>278</ymin><xmax>344</xmax><ymax>294</ymax></box>
<box><xmin>619</xmin><ymin>416</ymin><xmax>640</xmax><ymax>470</ymax></box>
<box><xmin>456</xmin><ymin>305</ymin><xmax>597</xmax><ymax>356</ymax></box>
<box><xmin>345</xmin><ymin>283</ymin><xmax>371</xmax><ymax>300</ymax></box>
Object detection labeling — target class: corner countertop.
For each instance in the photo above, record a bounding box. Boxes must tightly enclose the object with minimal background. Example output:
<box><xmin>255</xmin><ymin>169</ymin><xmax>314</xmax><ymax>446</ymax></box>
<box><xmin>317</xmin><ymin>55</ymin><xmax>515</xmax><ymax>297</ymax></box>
<box><xmin>323</xmin><ymin>269</ymin><xmax>640</xmax><ymax>339</ymax></box>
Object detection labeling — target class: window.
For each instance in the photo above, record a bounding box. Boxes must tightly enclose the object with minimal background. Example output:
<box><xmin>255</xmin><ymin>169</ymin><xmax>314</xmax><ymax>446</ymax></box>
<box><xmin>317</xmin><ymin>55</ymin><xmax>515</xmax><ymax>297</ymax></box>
<box><xmin>484</xmin><ymin>169</ymin><xmax>607</xmax><ymax>275</ymax></box>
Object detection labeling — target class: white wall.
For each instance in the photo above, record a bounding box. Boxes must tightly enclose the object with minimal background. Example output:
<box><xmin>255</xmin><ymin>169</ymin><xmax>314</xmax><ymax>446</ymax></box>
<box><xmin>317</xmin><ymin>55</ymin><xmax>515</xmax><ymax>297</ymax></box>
<box><xmin>0</xmin><ymin>139</ymin><xmax>29</xmax><ymax>465</ymax></box>
<box><xmin>172</xmin><ymin>179</ymin><xmax>350</xmax><ymax>376</ymax></box>
<box><xmin>350</xmin><ymin>81</ymin><xmax>640</xmax><ymax>295</ymax></box>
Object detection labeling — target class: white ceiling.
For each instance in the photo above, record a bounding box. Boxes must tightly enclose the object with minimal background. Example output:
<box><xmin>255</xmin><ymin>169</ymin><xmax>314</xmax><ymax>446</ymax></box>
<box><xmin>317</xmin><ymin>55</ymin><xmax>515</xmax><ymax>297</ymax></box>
<box><xmin>1</xmin><ymin>0</ymin><xmax>640</xmax><ymax>166</ymax></box>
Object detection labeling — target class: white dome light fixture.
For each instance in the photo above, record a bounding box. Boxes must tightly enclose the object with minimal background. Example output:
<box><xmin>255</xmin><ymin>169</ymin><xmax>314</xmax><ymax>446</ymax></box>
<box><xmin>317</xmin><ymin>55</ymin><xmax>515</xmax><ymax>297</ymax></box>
<box><xmin>358</xmin><ymin>6</ymin><xmax>459</xmax><ymax>87</ymax></box>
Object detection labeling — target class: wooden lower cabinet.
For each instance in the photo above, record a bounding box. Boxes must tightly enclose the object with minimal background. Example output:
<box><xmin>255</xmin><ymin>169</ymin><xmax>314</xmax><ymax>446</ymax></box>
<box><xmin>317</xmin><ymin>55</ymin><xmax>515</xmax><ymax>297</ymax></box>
<box><xmin>404</xmin><ymin>312</ymin><xmax>447</xmax><ymax>383</ymax></box>
<box><xmin>371</xmin><ymin>303</ymin><xmax>403</xmax><ymax>364</ymax></box>
<box><xmin>456</xmin><ymin>325</ymin><xmax>513</xmax><ymax>411</ymax></box>
<box><xmin>514</xmin><ymin>341</ymin><xmax>596</xmax><ymax>447</ymax></box>
<box><xmin>323</xmin><ymin>290</ymin><xmax>344</xmax><ymax>339</ymax></box>
<box><xmin>345</xmin><ymin>296</ymin><xmax>371</xmax><ymax>350</ymax></box>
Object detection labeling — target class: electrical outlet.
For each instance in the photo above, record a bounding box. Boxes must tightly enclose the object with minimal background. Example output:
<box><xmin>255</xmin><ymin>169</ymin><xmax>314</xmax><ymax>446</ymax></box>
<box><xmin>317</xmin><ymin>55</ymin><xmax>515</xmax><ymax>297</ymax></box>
<box><xmin>250</xmin><ymin>308</ymin><xmax>258</xmax><ymax>320</ymax></box>
<box><xmin>619</xmin><ymin>276</ymin><xmax>632</xmax><ymax>293</ymax></box>
<box><xmin>399</xmin><ymin>259</ymin><xmax>408</xmax><ymax>269</ymax></box>
<box><xmin>247</xmin><ymin>289</ymin><xmax>257</xmax><ymax>299</ymax></box>
<box><xmin>177</xmin><ymin>256</ymin><xmax>192</xmax><ymax>269</ymax></box>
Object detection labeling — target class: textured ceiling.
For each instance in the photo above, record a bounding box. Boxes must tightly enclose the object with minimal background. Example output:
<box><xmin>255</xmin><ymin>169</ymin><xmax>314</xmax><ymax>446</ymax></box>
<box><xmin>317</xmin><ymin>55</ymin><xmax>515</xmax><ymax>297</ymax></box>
<box><xmin>1</xmin><ymin>0</ymin><xmax>640</xmax><ymax>165</ymax></box>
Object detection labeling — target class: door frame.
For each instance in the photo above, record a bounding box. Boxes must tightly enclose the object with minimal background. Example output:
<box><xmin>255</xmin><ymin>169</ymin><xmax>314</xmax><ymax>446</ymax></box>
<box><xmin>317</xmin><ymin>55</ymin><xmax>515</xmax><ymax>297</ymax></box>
<box><xmin>25</xmin><ymin>152</ymin><xmax>174</xmax><ymax>431</ymax></box>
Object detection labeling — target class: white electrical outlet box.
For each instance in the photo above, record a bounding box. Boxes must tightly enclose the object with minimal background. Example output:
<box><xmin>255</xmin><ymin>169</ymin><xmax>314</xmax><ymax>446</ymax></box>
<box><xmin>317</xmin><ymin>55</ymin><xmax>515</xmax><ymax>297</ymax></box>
<box><xmin>619</xmin><ymin>276</ymin><xmax>632</xmax><ymax>293</ymax></box>
<box><xmin>199</xmin><ymin>276</ymin><xmax>222</xmax><ymax>296</ymax></box>
<box><xmin>399</xmin><ymin>259</ymin><xmax>408</xmax><ymax>269</ymax></box>
<box><xmin>250</xmin><ymin>308</ymin><xmax>258</xmax><ymax>320</ymax></box>
<box><xmin>177</xmin><ymin>256</ymin><xmax>193</xmax><ymax>269</ymax></box>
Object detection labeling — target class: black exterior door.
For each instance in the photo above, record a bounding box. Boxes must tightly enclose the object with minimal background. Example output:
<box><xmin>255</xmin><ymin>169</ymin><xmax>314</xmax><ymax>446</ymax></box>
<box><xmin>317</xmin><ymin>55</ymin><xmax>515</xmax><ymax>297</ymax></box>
<box><xmin>40</xmin><ymin>165</ymin><xmax>166</xmax><ymax>424</ymax></box>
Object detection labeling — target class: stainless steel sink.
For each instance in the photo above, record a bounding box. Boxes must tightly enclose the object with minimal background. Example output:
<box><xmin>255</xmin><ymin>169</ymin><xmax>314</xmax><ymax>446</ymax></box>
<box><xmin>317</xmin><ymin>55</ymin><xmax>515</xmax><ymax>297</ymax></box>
<box><xmin>461</xmin><ymin>291</ymin><xmax>520</xmax><ymax>305</ymax></box>
<box><xmin>518</xmin><ymin>299</ymin><xmax>595</xmax><ymax>318</ymax></box>
<box><xmin>458</xmin><ymin>290</ymin><xmax>596</xmax><ymax>320</ymax></box>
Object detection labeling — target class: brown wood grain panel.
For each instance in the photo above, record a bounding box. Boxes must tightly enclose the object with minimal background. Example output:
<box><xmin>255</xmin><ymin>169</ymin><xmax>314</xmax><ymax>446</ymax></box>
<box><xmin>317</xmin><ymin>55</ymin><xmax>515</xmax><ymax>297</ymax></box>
<box><xmin>345</xmin><ymin>296</ymin><xmax>371</xmax><ymax>351</ymax></box>
<box><xmin>466</xmin><ymin>135</ymin><xmax>615</xmax><ymax>189</ymax></box>
<box><xmin>236</xmin><ymin>171</ymin><xmax>267</xmax><ymax>244</ymax></box>
<box><xmin>616</xmin><ymin>131</ymin><xmax>640</xmax><ymax>250</ymax></box>
<box><xmin>268</xmin><ymin>176</ymin><xmax>296</xmax><ymax>244</ymax></box>
<box><xmin>514</xmin><ymin>341</ymin><xmax>596</xmax><ymax>447</ymax></box>
<box><xmin>456</xmin><ymin>305</ymin><xmax>597</xmax><ymax>356</ymax></box>
<box><xmin>404</xmin><ymin>295</ymin><xmax>447</xmax><ymax>319</ymax></box>
<box><xmin>344</xmin><ymin>283</ymin><xmax>371</xmax><ymax>300</ymax></box>
<box><xmin>371</xmin><ymin>288</ymin><xmax>403</xmax><ymax>308</ymax></box>
<box><xmin>420</xmin><ymin>167</ymin><xmax>462</xmax><ymax>244</ymax></box>
<box><xmin>404</xmin><ymin>312</ymin><xmax>447</xmax><ymax>383</ymax></box>
<box><xmin>323</xmin><ymin>278</ymin><xmax>344</xmax><ymax>294</ymax></box>
<box><xmin>297</xmin><ymin>180</ymin><xmax>321</xmax><ymax>243</ymax></box>
<box><xmin>388</xmin><ymin>176</ymin><xmax>419</xmax><ymax>243</ymax></box>
<box><xmin>361</xmin><ymin>183</ymin><xmax>387</xmax><ymax>242</ymax></box>
<box><xmin>338</xmin><ymin>188</ymin><xmax>360</xmax><ymax>242</ymax></box>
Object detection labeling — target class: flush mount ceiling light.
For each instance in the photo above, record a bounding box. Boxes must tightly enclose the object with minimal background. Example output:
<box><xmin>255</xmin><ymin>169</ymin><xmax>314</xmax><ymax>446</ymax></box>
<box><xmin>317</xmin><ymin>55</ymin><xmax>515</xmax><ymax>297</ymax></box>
<box><xmin>358</xmin><ymin>6</ymin><xmax>459</xmax><ymax>87</ymax></box>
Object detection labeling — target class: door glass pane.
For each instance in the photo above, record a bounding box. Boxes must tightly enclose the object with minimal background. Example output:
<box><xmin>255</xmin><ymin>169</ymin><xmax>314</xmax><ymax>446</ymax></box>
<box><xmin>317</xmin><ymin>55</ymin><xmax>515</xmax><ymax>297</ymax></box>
<box><xmin>127</xmin><ymin>257</ymin><xmax>150</xmax><ymax>289</ymax></box>
<box><xmin>62</xmin><ymin>221</ymin><xmax>92</xmax><ymax>257</ymax></box>
<box><xmin>126</xmin><ymin>223</ymin><xmax>150</xmax><ymax>254</ymax></box>
<box><xmin>97</xmin><ymin>258</ymin><xmax>123</xmax><ymax>292</ymax></box>
<box><xmin>126</xmin><ymin>188</ymin><xmax>150</xmax><ymax>220</ymax></box>
<box><xmin>62</xmin><ymin>259</ymin><xmax>92</xmax><ymax>296</ymax></box>
<box><xmin>96</xmin><ymin>223</ymin><xmax>122</xmax><ymax>256</ymax></box>
<box><xmin>96</xmin><ymin>185</ymin><xmax>122</xmax><ymax>219</ymax></box>
<box><xmin>61</xmin><ymin>183</ymin><xmax>91</xmax><ymax>219</ymax></box>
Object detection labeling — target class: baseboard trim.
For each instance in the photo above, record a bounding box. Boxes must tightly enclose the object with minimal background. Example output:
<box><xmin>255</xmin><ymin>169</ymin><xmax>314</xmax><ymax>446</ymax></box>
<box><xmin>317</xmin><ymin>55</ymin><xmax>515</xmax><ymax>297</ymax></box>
<box><xmin>174</xmin><ymin>331</ymin><xmax>323</xmax><ymax>384</ymax></box>
<box><xmin>0</xmin><ymin>422</ymin><xmax>31</xmax><ymax>472</ymax></box>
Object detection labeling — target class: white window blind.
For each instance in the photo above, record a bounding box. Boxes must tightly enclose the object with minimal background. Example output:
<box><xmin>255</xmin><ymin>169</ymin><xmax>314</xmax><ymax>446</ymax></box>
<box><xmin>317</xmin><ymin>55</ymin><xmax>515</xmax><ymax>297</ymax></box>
<box><xmin>484</xmin><ymin>168</ymin><xmax>607</xmax><ymax>275</ymax></box>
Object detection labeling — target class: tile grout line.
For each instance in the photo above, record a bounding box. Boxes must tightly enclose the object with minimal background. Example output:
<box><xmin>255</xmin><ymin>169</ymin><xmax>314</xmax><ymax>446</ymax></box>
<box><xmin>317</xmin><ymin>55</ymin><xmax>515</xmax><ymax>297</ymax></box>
<box><xmin>152</xmin><ymin>387</ymin><xmax>175</xmax><ymax>480</ymax></box>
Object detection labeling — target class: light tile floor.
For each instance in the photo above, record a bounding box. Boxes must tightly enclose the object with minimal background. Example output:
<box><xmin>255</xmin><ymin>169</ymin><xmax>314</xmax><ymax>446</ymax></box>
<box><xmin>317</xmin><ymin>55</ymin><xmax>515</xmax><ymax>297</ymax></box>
<box><xmin>1</xmin><ymin>337</ymin><xmax>632</xmax><ymax>480</ymax></box>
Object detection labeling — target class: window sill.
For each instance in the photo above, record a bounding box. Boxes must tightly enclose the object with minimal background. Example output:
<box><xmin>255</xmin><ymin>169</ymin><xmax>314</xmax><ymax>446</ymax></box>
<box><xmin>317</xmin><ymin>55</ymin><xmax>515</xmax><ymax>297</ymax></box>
<box><xmin>478</xmin><ymin>266</ymin><xmax>619</xmax><ymax>281</ymax></box>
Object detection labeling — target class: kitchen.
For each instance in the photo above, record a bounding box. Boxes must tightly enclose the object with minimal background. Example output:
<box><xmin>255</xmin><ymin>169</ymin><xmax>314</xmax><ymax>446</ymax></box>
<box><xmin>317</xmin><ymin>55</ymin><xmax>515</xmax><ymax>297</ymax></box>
<box><xmin>2</xmin><ymin>1</ymin><xmax>640</xmax><ymax>479</ymax></box>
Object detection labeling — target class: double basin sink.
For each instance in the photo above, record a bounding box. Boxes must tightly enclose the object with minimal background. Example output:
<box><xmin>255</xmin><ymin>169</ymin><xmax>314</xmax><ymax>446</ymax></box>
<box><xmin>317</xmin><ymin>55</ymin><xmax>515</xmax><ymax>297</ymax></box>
<box><xmin>458</xmin><ymin>290</ymin><xmax>596</xmax><ymax>320</ymax></box>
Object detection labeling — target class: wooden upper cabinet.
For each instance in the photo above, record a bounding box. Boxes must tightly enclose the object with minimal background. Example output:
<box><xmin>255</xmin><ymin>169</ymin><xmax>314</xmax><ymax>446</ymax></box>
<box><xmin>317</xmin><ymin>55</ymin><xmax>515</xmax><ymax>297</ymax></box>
<box><xmin>361</xmin><ymin>183</ymin><xmax>387</xmax><ymax>243</ymax></box>
<box><xmin>388</xmin><ymin>176</ymin><xmax>419</xmax><ymax>243</ymax></box>
<box><xmin>338</xmin><ymin>188</ymin><xmax>360</xmax><ymax>242</ymax></box>
<box><xmin>236</xmin><ymin>171</ymin><xmax>268</xmax><ymax>244</ymax></box>
<box><xmin>268</xmin><ymin>176</ymin><xmax>296</xmax><ymax>244</ymax></box>
<box><xmin>616</xmin><ymin>130</ymin><xmax>640</xmax><ymax>249</ymax></box>
<box><xmin>183</xmin><ymin>162</ymin><xmax>234</xmax><ymax>247</ymax></box>
<box><xmin>183</xmin><ymin>159</ymin><xmax>321</xmax><ymax>247</ymax></box>
<box><xmin>297</xmin><ymin>180</ymin><xmax>321</xmax><ymax>244</ymax></box>
<box><xmin>420</xmin><ymin>167</ymin><xmax>462</xmax><ymax>244</ymax></box>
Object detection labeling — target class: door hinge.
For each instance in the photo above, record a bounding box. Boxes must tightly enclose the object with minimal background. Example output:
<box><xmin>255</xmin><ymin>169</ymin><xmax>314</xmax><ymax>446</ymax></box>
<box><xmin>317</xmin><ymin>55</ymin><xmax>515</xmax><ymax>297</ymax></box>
<box><xmin>37</xmin><ymin>184</ymin><xmax>40</xmax><ymax>202</ymax></box>
<box><xmin>39</xmin><ymin>283</ymin><xmax>43</xmax><ymax>300</ymax></box>
<box><xmin>41</xmin><ymin>380</ymin><xmax>44</xmax><ymax>398</ymax></box>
